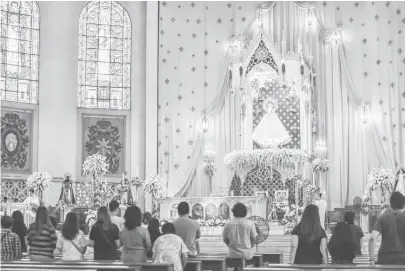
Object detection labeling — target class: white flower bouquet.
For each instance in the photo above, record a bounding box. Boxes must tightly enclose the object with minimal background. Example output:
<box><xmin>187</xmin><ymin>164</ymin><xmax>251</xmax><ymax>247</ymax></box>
<box><xmin>82</xmin><ymin>153</ymin><xmax>109</xmax><ymax>179</ymax></box>
<box><xmin>85</xmin><ymin>209</ymin><xmax>97</xmax><ymax>229</ymax></box>
<box><xmin>202</xmin><ymin>150</ymin><xmax>216</xmax><ymax>177</ymax></box>
<box><xmin>56</xmin><ymin>200</ymin><xmax>69</xmax><ymax>211</ymax></box>
<box><xmin>27</xmin><ymin>170</ymin><xmax>52</xmax><ymax>194</ymax></box>
<box><xmin>224</xmin><ymin>149</ymin><xmax>308</xmax><ymax>175</ymax></box>
<box><xmin>364</xmin><ymin>168</ymin><xmax>394</xmax><ymax>205</ymax></box>
<box><xmin>280</xmin><ymin>204</ymin><xmax>305</xmax><ymax>235</ymax></box>
<box><xmin>312</xmin><ymin>158</ymin><xmax>329</xmax><ymax>172</ymax></box>
<box><xmin>131</xmin><ymin>177</ymin><xmax>143</xmax><ymax>188</ymax></box>
<box><xmin>144</xmin><ymin>174</ymin><xmax>167</xmax><ymax>199</ymax></box>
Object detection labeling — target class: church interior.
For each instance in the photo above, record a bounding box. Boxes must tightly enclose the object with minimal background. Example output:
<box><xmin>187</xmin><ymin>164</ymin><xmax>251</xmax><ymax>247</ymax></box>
<box><xmin>1</xmin><ymin>0</ymin><xmax>405</xmax><ymax>269</ymax></box>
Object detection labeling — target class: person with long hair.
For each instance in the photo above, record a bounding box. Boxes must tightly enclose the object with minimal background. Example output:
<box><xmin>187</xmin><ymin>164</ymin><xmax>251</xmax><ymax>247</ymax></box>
<box><xmin>120</xmin><ymin>205</ymin><xmax>151</xmax><ymax>262</ymax></box>
<box><xmin>328</xmin><ymin>222</ymin><xmax>357</xmax><ymax>264</ymax></box>
<box><xmin>11</xmin><ymin>210</ymin><xmax>27</xmax><ymax>252</ymax></box>
<box><xmin>344</xmin><ymin>211</ymin><xmax>364</xmax><ymax>255</ymax></box>
<box><xmin>27</xmin><ymin>206</ymin><xmax>57</xmax><ymax>261</ymax></box>
<box><xmin>56</xmin><ymin>212</ymin><xmax>86</xmax><ymax>260</ymax></box>
<box><xmin>142</xmin><ymin>212</ymin><xmax>152</xmax><ymax>228</ymax></box>
<box><xmin>289</xmin><ymin>204</ymin><xmax>328</xmax><ymax>265</ymax></box>
<box><xmin>152</xmin><ymin>222</ymin><xmax>189</xmax><ymax>271</ymax></box>
<box><xmin>147</xmin><ymin>217</ymin><xmax>161</xmax><ymax>258</ymax></box>
<box><xmin>89</xmin><ymin>206</ymin><xmax>120</xmax><ymax>261</ymax></box>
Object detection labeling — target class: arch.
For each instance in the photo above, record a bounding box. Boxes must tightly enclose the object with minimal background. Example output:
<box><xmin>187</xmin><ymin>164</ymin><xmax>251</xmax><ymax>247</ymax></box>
<box><xmin>77</xmin><ymin>1</ymin><xmax>131</xmax><ymax>110</ymax></box>
<box><xmin>0</xmin><ymin>1</ymin><xmax>40</xmax><ymax>104</ymax></box>
<box><xmin>246</xmin><ymin>40</ymin><xmax>279</xmax><ymax>76</ymax></box>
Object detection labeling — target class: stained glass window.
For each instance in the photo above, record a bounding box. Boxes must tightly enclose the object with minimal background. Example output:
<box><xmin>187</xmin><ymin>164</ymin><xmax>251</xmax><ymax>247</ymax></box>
<box><xmin>0</xmin><ymin>1</ymin><xmax>39</xmax><ymax>104</ymax></box>
<box><xmin>77</xmin><ymin>1</ymin><xmax>131</xmax><ymax>110</ymax></box>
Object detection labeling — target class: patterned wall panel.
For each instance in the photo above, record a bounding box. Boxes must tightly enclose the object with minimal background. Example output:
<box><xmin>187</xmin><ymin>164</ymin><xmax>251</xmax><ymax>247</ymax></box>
<box><xmin>1</xmin><ymin>109</ymin><xmax>33</xmax><ymax>173</ymax></box>
<box><xmin>82</xmin><ymin>115</ymin><xmax>125</xmax><ymax>176</ymax></box>
<box><xmin>1</xmin><ymin>179</ymin><xmax>29</xmax><ymax>202</ymax></box>
<box><xmin>75</xmin><ymin>182</ymin><xmax>118</xmax><ymax>207</ymax></box>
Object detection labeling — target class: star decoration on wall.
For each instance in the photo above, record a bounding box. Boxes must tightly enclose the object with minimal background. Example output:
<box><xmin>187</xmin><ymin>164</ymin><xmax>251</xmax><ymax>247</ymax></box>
<box><xmin>388</xmin><ymin>40</ymin><xmax>393</xmax><ymax>46</ymax></box>
<box><xmin>379</xmin><ymin>99</ymin><xmax>384</xmax><ymax>105</ymax></box>
<box><xmin>402</xmin><ymin>18</ymin><xmax>405</xmax><ymax>24</ymax></box>
<box><xmin>196</xmin><ymin>18</ymin><xmax>201</xmax><ymax>24</ymax></box>
<box><xmin>204</xmin><ymin>50</ymin><xmax>209</xmax><ymax>55</ymax></box>
<box><xmin>162</xmin><ymin>1</ymin><xmax>167</xmax><ymax>7</ymax></box>
<box><xmin>397</xmin><ymin>9</ymin><xmax>401</xmax><ymax>15</ymax></box>
<box><xmin>390</xmin><ymin>82</ymin><xmax>395</xmax><ymax>88</ymax></box>
<box><xmin>378</xmin><ymin>82</ymin><xmax>382</xmax><ymax>86</ymax></box>
<box><xmin>354</xmin><ymin>2</ymin><xmax>359</xmax><ymax>7</ymax></box>
<box><xmin>192</xmin><ymin>33</ymin><xmax>197</xmax><ymax>38</ymax></box>
<box><xmin>187</xmin><ymin>156</ymin><xmax>191</xmax><ymax>160</ymax></box>
<box><xmin>363</xmin><ymin>71</ymin><xmax>368</xmax><ymax>77</ymax></box>
<box><xmin>204</xmin><ymin>82</ymin><xmax>208</xmax><ymax>87</ymax></box>
<box><xmin>188</xmin><ymin>140</ymin><xmax>194</xmax><ymax>145</ymax></box>
<box><xmin>176</xmin><ymin>128</ymin><xmax>181</xmax><ymax>134</ymax></box>
<box><xmin>162</xmin><ymin>58</ymin><xmax>167</xmax><ymax>63</ymax></box>
<box><xmin>385</xmin><ymin>1</ymin><xmax>390</xmax><ymax>7</ymax></box>
<box><xmin>336</xmin><ymin>6</ymin><xmax>340</xmax><ymax>10</ymax></box>
<box><xmin>165</xmin><ymin>78</ymin><xmax>170</xmax><ymax>84</ymax></box>
<box><xmin>179</xmin><ymin>47</ymin><xmax>184</xmax><ymax>52</ymax></box>
<box><xmin>177</xmin><ymin>95</ymin><xmax>182</xmax><ymax>100</ymax></box>
<box><xmin>191</xmin><ymin>2</ymin><xmax>195</xmax><ymax>8</ymax></box>
<box><xmin>241</xmin><ymin>17</ymin><xmax>246</xmax><ymax>22</ymax></box>
<box><xmin>399</xmin><ymin>48</ymin><xmax>403</xmax><ymax>54</ymax></box>
<box><xmin>186</xmin><ymin>19</ymin><xmax>189</xmax><ymax>23</ymax></box>
<box><xmin>160</xmin><ymin>30</ymin><xmax>165</xmax><ymax>35</ymax></box>
<box><xmin>178</xmin><ymin>33</ymin><xmax>181</xmax><ymax>37</ymax></box>
<box><xmin>164</xmin><ymin>117</ymin><xmax>170</xmax><ymax>122</ymax></box>
<box><xmin>239</xmin><ymin>6</ymin><xmax>242</xmax><ymax>10</ymax></box>
<box><xmin>191</xmin><ymin>107</ymin><xmax>195</xmax><ymax>112</ymax></box>
<box><xmin>349</xmin><ymin>17</ymin><xmax>354</xmax><ymax>23</ymax></box>
<box><xmin>375</xmin><ymin>14</ymin><xmax>379</xmax><ymax>20</ymax></box>
<box><xmin>164</xmin><ymin>151</ymin><xmax>169</xmax><ymax>157</ymax></box>
<box><xmin>192</xmin><ymin>54</ymin><xmax>195</xmax><ymax>58</ymax></box>
<box><xmin>191</xmin><ymin>67</ymin><xmax>196</xmax><ymax>72</ymax></box>
<box><xmin>323</xmin><ymin>2</ymin><xmax>327</xmax><ymax>7</ymax></box>
<box><xmin>217</xmin><ymin>18</ymin><xmax>222</xmax><ymax>24</ymax></box>
<box><xmin>227</xmin><ymin>3</ymin><xmax>232</xmax><ymax>8</ymax></box>
<box><xmin>376</xmin><ymin>59</ymin><xmax>381</xmax><ymax>65</ymax></box>
<box><xmin>363</xmin><ymin>38</ymin><xmax>367</xmax><ymax>44</ymax></box>
<box><xmin>165</xmin><ymin>102</ymin><xmax>169</xmax><ymax>106</ymax></box>
<box><xmin>158</xmin><ymin>141</ymin><xmax>162</xmax><ymax>146</ymax></box>
<box><xmin>171</xmin><ymin>17</ymin><xmax>176</xmax><ymax>23</ymax></box>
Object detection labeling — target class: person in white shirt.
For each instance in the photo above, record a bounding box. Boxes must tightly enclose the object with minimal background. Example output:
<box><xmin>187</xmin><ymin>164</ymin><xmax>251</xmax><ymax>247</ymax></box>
<box><xmin>56</xmin><ymin>212</ymin><xmax>86</xmax><ymax>260</ymax></box>
<box><xmin>109</xmin><ymin>200</ymin><xmax>125</xmax><ymax>232</ymax></box>
<box><xmin>315</xmin><ymin>193</ymin><xmax>327</xmax><ymax>230</ymax></box>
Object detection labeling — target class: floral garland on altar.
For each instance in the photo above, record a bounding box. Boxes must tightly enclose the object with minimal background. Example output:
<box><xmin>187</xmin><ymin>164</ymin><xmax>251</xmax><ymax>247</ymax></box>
<box><xmin>224</xmin><ymin>149</ymin><xmax>308</xmax><ymax>175</ymax></box>
<box><xmin>202</xmin><ymin>150</ymin><xmax>216</xmax><ymax>177</ymax></box>
<box><xmin>27</xmin><ymin>170</ymin><xmax>52</xmax><ymax>199</ymax></box>
<box><xmin>198</xmin><ymin>217</ymin><xmax>230</xmax><ymax>227</ymax></box>
<box><xmin>312</xmin><ymin>158</ymin><xmax>329</xmax><ymax>173</ymax></box>
<box><xmin>144</xmin><ymin>174</ymin><xmax>167</xmax><ymax>212</ymax></box>
<box><xmin>362</xmin><ymin>168</ymin><xmax>395</xmax><ymax>206</ymax></box>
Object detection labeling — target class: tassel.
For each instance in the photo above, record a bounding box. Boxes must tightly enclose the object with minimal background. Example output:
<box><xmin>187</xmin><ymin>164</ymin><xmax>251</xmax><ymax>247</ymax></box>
<box><xmin>300</xmin><ymin>64</ymin><xmax>304</xmax><ymax>75</ymax></box>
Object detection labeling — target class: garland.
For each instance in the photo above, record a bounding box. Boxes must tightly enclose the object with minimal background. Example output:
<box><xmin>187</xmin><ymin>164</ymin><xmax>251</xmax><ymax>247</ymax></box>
<box><xmin>312</xmin><ymin>158</ymin><xmax>329</xmax><ymax>173</ymax></box>
<box><xmin>202</xmin><ymin>150</ymin><xmax>217</xmax><ymax>177</ymax></box>
<box><xmin>224</xmin><ymin>149</ymin><xmax>308</xmax><ymax>175</ymax></box>
<box><xmin>198</xmin><ymin>217</ymin><xmax>230</xmax><ymax>227</ymax></box>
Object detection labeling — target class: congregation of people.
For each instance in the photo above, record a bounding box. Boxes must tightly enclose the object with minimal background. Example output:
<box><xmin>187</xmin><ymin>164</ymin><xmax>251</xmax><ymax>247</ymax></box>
<box><xmin>2</xmin><ymin>192</ymin><xmax>405</xmax><ymax>270</ymax></box>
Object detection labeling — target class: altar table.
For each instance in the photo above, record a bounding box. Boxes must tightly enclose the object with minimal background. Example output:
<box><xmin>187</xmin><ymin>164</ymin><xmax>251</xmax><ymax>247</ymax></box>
<box><xmin>159</xmin><ymin>196</ymin><xmax>270</xmax><ymax>221</ymax></box>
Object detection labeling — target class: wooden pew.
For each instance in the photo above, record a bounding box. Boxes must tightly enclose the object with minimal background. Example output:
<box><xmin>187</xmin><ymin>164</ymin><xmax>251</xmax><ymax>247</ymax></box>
<box><xmin>244</xmin><ymin>264</ymin><xmax>405</xmax><ymax>270</ymax></box>
<box><xmin>189</xmin><ymin>257</ymin><xmax>226</xmax><ymax>271</ymax></box>
<box><xmin>1</xmin><ymin>260</ymin><xmax>174</xmax><ymax>271</ymax></box>
<box><xmin>260</xmin><ymin>253</ymin><xmax>283</xmax><ymax>264</ymax></box>
<box><xmin>246</xmin><ymin>254</ymin><xmax>263</xmax><ymax>267</ymax></box>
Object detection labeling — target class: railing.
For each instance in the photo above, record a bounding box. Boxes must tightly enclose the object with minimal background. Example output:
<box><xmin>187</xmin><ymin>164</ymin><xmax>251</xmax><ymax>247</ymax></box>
<box><xmin>244</xmin><ymin>264</ymin><xmax>405</xmax><ymax>270</ymax></box>
<box><xmin>1</xmin><ymin>260</ymin><xmax>174</xmax><ymax>271</ymax></box>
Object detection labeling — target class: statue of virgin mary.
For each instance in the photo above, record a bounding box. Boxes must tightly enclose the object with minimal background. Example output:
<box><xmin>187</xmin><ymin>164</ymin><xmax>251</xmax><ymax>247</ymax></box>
<box><xmin>252</xmin><ymin>97</ymin><xmax>292</xmax><ymax>148</ymax></box>
<box><xmin>59</xmin><ymin>173</ymin><xmax>76</xmax><ymax>204</ymax></box>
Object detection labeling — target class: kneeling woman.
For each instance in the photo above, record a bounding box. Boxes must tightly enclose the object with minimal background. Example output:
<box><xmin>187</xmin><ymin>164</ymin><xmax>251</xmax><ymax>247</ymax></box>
<box><xmin>289</xmin><ymin>204</ymin><xmax>328</xmax><ymax>265</ymax></box>
<box><xmin>328</xmin><ymin>222</ymin><xmax>357</xmax><ymax>264</ymax></box>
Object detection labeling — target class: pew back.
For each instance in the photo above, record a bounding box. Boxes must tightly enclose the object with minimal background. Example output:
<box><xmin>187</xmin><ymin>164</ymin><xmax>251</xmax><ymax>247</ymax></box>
<box><xmin>244</xmin><ymin>265</ymin><xmax>405</xmax><ymax>270</ymax></box>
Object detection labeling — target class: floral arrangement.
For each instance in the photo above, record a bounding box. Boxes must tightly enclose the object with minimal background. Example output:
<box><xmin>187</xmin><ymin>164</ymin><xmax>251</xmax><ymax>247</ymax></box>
<box><xmin>144</xmin><ymin>174</ymin><xmax>167</xmax><ymax>199</ymax></box>
<box><xmin>131</xmin><ymin>176</ymin><xmax>143</xmax><ymax>188</ymax></box>
<box><xmin>27</xmin><ymin>170</ymin><xmax>52</xmax><ymax>198</ymax></box>
<box><xmin>224</xmin><ymin>149</ymin><xmax>308</xmax><ymax>175</ymax></box>
<box><xmin>312</xmin><ymin>158</ymin><xmax>329</xmax><ymax>172</ymax></box>
<box><xmin>82</xmin><ymin>153</ymin><xmax>109</xmax><ymax>179</ymax></box>
<box><xmin>202</xmin><ymin>150</ymin><xmax>216</xmax><ymax>177</ymax></box>
<box><xmin>363</xmin><ymin>168</ymin><xmax>395</xmax><ymax>205</ymax></box>
<box><xmin>300</xmin><ymin>179</ymin><xmax>319</xmax><ymax>205</ymax></box>
<box><xmin>85</xmin><ymin>209</ymin><xmax>97</xmax><ymax>229</ymax></box>
<box><xmin>280</xmin><ymin>204</ymin><xmax>305</xmax><ymax>235</ymax></box>
<box><xmin>198</xmin><ymin>217</ymin><xmax>230</xmax><ymax>227</ymax></box>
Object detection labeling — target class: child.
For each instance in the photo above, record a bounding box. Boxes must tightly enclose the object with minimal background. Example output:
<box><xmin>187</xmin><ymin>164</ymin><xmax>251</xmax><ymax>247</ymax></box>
<box><xmin>1</xmin><ymin>216</ymin><xmax>22</xmax><ymax>260</ymax></box>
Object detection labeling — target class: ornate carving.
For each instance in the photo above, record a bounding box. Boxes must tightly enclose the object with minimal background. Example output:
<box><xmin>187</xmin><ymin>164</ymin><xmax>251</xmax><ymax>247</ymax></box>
<box><xmin>1</xmin><ymin>179</ymin><xmax>29</xmax><ymax>202</ymax></box>
<box><xmin>84</xmin><ymin>119</ymin><xmax>123</xmax><ymax>174</ymax></box>
<box><xmin>1</xmin><ymin>113</ymin><xmax>30</xmax><ymax>169</ymax></box>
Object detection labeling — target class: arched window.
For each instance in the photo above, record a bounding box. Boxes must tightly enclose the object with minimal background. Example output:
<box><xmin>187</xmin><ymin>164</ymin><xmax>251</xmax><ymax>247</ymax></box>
<box><xmin>77</xmin><ymin>1</ymin><xmax>131</xmax><ymax>110</ymax></box>
<box><xmin>0</xmin><ymin>1</ymin><xmax>40</xmax><ymax>104</ymax></box>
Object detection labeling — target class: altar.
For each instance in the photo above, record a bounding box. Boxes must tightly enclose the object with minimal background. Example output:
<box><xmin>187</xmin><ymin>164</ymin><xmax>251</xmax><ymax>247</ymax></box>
<box><xmin>159</xmin><ymin>196</ymin><xmax>270</xmax><ymax>222</ymax></box>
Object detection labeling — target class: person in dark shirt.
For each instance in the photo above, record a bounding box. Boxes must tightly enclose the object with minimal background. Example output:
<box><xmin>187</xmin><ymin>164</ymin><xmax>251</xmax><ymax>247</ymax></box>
<box><xmin>1</xmin><ymin>215</ymin><xmax>22</xmax><ymax>260</ymax></box>
<box><xmin>369</xmin><ymin>191</ymin><xmax>405</xmax><ymax>265</ymax></box>
<box><xmin>344</xmin><ymin>211</ymin><xmax>364</xmax><ymax>255</ymax></box>
<box><xmin>328</xmin><ymin>222</ymin><xmax>357</xmax><ymax>264</ymax></box>
<box><xmin>147</xmin><ymin>218</ymin><xmax>161</xmax><ymax>258</ymax></box>
<box><xmin>290</xmin><ymin>204</ymin><xmax>328</xmax><ymax>265</ymax></box>
<box><xmin>11</xmin><ymin>210</ymin><xmax>27</xmax><ymax>253</ymax></box>
<box><xmin>89</xmin><ymin>206</ymin><xmax>120</xmax><ymax>261</ymax></box>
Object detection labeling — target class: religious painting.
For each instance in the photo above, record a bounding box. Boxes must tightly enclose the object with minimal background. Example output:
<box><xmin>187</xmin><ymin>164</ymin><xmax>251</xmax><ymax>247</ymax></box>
<box><xmin>1</xmin><ymin>109</ymin><xmax>33</xmax><ymax>173</ymax></box>
<box><xmin>205</xmin><ymin>203</ymin><xmax>218</xmax><ymax>220</ymax></box>
<box><xmin>82</xmin><ymin>115</ymin><xmax>125</xmax><ymax>176</ymax></box>
<box><xmin>191</xmin><ymin>203</ymin><xmax>204</xmax><ymax>220</ymax></box>
<box><xmin>218</xmin><ymin>203</ymin><xmax>230</xmax><ymax>219</ymax></box>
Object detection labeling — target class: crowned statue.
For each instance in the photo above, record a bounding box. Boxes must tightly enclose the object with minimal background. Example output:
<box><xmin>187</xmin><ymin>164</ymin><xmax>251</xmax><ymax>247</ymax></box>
<box><xmin>59</xmin><ymin>173</ymin><xmax>76</xmax><ymax>205</ymax></box>
<box><xmin>118</xmin><ymin>175</ymin><xmax>133</xmax><ymax>205</ymax></box>
<box><xmin>252</xmin><ymin>97</ymin><xmax>292</xmax><ymax>148</ymax></box>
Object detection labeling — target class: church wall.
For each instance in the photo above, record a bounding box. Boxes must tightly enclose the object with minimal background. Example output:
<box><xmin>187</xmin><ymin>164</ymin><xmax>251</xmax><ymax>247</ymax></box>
<box><xmin>1</xmin><ymin>1</ymin><xmax>147</xmax><ymax>206</ymax></box>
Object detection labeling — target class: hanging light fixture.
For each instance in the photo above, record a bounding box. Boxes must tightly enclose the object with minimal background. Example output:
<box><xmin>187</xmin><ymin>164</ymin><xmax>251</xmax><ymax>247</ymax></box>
<box><xmin>201</xmin><ymin>115</ymin><xmax>209</xmax><ymax>133</ymax></box>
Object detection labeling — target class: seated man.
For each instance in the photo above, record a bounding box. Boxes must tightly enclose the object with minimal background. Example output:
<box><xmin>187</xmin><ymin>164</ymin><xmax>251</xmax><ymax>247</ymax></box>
<box><xmin>172</xmin><ymin>202</ymin><xmax>200</xmax><ymax>257</ymax></box>
<box><xmin>222</xmin><ymin>203</ymin><xmax>258</xmax><ymax>261</ymax></box>
<box><xmin>369</xmin><ymin>191</ymin><xmax>405</xmax><ymax>265</ymax></box>
<box><xmin>1</xmin><ymin>215</ymin><xmax>22</xmax><ymax>260</ymax></box>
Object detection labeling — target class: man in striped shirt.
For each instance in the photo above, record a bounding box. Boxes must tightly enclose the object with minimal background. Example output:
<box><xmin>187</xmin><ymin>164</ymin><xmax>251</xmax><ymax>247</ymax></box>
<box><xmin>1</xmin><ymin>215</ymin><xmax>22</xmax><ymax>260</ymax></box>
